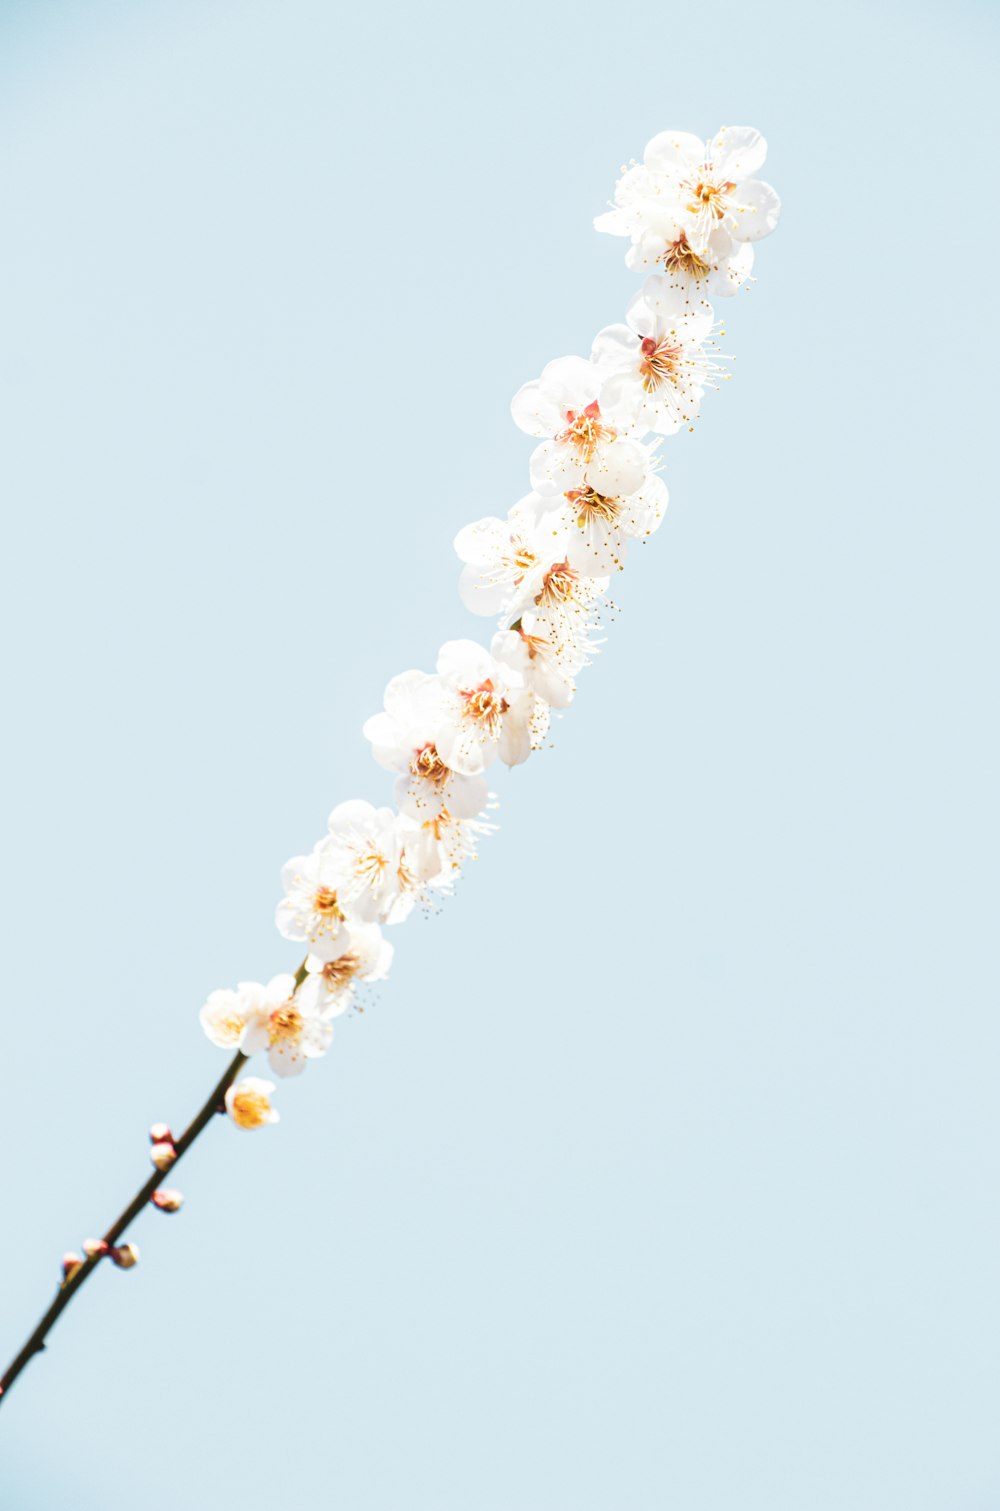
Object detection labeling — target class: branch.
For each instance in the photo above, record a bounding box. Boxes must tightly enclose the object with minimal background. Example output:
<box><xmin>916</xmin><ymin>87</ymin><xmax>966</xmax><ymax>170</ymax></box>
<box><xmin>0</xmin><ymin>1047</ymin><xmax>248</xmax><ymax>1407</ymax></box>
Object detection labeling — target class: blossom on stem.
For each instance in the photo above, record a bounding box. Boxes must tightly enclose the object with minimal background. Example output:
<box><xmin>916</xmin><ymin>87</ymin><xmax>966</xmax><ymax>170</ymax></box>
<box><xmin>237</xmin><ymin>973</ymin><xmax>332</xmax><ymax>1078</ymax></box>
<box><xmin>297</xmin><ymin>922</ymin><xmax>394</xmax><ymax>1018</ymax></box>
<box><xmin>595</xmin><ymin>126</ymin><xmax>779</xmax><ymax>296</ymax></box>
<box><xmin>456</xmin><ymin>494</ymin><xmax>609</xmax><ymax>618</ymax></box>
<box><xmin>592</xmin><ymin>276</ymin><xmax>723</xmax><ymax>435</ymax></box>
<box><xmin>539</xmin><ymin>470</ymin><xmax>669</xmax><ymax>578</ymax></box>
<box><xmin>363</xmin><ymin>671</ymin><xmax>489</xmax><ymax>820</ymax></box>
<box><xmin>402</xmin><ymin>805</ymin><xmax>497</xmax><ymax>890</ymax></box>
<box><xmin>433</xmin><ymin>638</ymin><xmax>536</xmax><ymax>774</ymax></box>
<box><xmin>226</xmin><ymin>1077</ymin><xmax>279</xmax><ymax>1130</ymax></box>
<box><xmin>644</xmin><ymin>126</ymin><xmax>780</xmax><ymax>252</ymax></box>
<box><xmin>323</xmin><ymin>800</ymin><xmax>422</xmax><ymax>925</ymax></box>
<box><xmin>276</xmin><ymin>846</ymin><xmax>351</xmax><ymax>960</ymax></box>
<box><xmin>511</xmin><ymin>356</ymin><xmax>648</xmax><ymax>497</ymax></box>
<box><xmin>199</xmin><ymin>987</ymin><xmax>254</xmax><ymax>1050</ymax></box>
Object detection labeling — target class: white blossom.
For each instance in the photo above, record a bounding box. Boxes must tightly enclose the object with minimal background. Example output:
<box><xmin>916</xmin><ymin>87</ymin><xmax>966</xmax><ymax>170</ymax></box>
<box><xmin>644</xmin><ymin>126</ymin><xmax>780</xmax><ymax>252</ymax></box>
<box><xmin>595</xmin><ymin>126</ymin><xmax>779</xmax><ymax>298</ymax></box>
<box><xmin>490</xmin><ymin>623</ymin><xmax>577</xmax><ymax>710</ymax></box>
<box><xmin>402</xmin><ymin>807</ymin><xmax>496</xmax><ymax>890</ymax></box>
<box><xmin>324</xmin><ymin>799</ymin><xmax>422</xmax><ymax>925</ymax></box>
<box><xmin>363</xmin><ymin>670</ymin><xmax>489</xmax><ymax>820</ymax></box>
<box><xmin>510</xmin><ymin>355</ymin><xmax>649</xmax><ymax>497</ymax></box>
<box><xmin>239</xmin><ymin>973</ymin><xmax>332</xmax><ymax>1078</ymax></box>
<box><xmin>226</xmin><ymin>1077</ymin><xmax>279</xmax><ymax>1130</ymax></box>
<box><xmin>276</xmin><ymin>845</ymin><xmax>352</xmax><ymax>961</ymax></box>
<box><xmin>592</xmin><ymin>276</ymin><xmax>723</xmax><ymax>435</ymax></box>
<box><xmin>455</xmin><ymin>494</ymin><xmax>607</xmax><ymax>626</ymax></box>
<box><xmin>297</xmin><ymin>923</ymin><xmax>394</xmax><ymax>1019</ymax></box>
<box><xmin>199</xmin><ymin>987</ymin><xmax>254</xmax><ymax>1050</ymax></box>
<box><xmin>433</xmin><ymin>638</ymin><xmax>535</xmax><ymax>774</ymax></box>
<box><xmin>542</xmin><ymin>471</ymin><xmax>669</xmax><ymax>577</ymax></box>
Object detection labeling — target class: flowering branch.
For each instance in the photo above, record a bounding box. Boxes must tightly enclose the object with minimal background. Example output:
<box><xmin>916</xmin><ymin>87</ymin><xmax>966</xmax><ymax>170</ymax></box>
<box><xmin>1</xmin><ymin>124</ymin><xmax>780</xmax><ymax>1410</ymax></box>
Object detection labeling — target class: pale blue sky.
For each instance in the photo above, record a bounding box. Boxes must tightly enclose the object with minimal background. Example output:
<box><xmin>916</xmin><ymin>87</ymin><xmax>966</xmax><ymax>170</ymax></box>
<box><xmin>1</xmin><ymin>1</ymin><xmax>998</xmax><ymax>1507</ymax></box>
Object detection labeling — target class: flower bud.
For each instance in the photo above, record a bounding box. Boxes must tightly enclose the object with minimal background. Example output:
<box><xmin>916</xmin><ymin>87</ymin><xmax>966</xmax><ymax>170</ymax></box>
<box><xmin>151</xmin><ymin>1188</ymin><xmax>184</xmax><ymax>1213</ymax></box>
<box><xmin>82</xmin><ymin>1238</ymin><xmax>109</xmax><ymax>1259</ymax></box>
<box><xmin>110</xmin><ymin>1243</ymin><xmax>140</xmax><ymax>1269</ymax></box>
<box><xmin>61</xmin><ymin>1251</ymin><xmax>84</xmax><ymax>1282</ymax></box>
<box><xmin>148</xmin><ymin>1122</ymin><xmax>173</xmax><ymax>1146</ymax></box>
<box><xmin>150</xmin><ymin>1141</ymin><xmax>177</xmax><ymax>1172</ymax></box>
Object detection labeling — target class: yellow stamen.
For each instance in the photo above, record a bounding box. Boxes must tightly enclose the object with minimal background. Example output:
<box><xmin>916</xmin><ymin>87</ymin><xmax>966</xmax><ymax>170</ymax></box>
<box><xmin>313</xmin><ymin>886</ymin><xmax>343</xmax><ymax>918</ymax></box>
<box><xmin>410</xmin><ymin>743</ymin><xmax>450</xmax><ymax>787</ymax></box>
<box><xmin>230</xmin><ymin>1089</ymin><xmax>271</xmax><ymax>1130</ymax></box>
<box><xmin>268</xmin><ymin>1002</ymin><xmax>303</xmax><ymax>1045</ymax></box>
<box><xmin>555</xmin><ymin>401</ymin><xmax>616</xmax><ymax>462</ymax></box>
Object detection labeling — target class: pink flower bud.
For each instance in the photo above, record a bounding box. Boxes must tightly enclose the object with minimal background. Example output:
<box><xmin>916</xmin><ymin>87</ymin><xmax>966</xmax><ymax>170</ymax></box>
<box><xmin>150</xmin><ymin>1141</ymin><xmax>177</xmax><ymax>1172</ymax></box>
<box><xmin>110</xmin><ymin>1243</ymin><xmax>140</xmax><ymax>1269</ymax></box>
<box><xmin>151</xmin><ymin>1188</ymin><xmax>184</xmax><ymax>1213</ymax></box>
<box><xmin>82</xmin><ymin>1238</ymin><xmax>110</xmax><ymax>1259</ymax></box>
<box><xmin>148</xmin><ymin>1122</ymin><xmax>174</xmax><ymax>1146</ymax></box>
<box><xmin>61</xmin><ymin>1251</ymin><xmax>84</xmax><ymax>1282</ymax></box>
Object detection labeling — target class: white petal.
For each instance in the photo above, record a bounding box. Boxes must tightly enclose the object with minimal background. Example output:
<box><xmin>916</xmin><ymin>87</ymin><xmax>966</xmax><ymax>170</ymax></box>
<box><xmin>434</xmin><ymin>719</ymin><xmax>493</xmax><ymax>777</ymax></box>
<box><xmin>588</xmin><ymin>439</ymin><xmax>648</xmax><ymax>497</ymax></box>
<box><xmin>643</xmin><ymin>130</ymin><xmax>704</xmax><ymax>175</ymax></box>
<box><xmin>590</xmin><ymin>323</ymin><xmax>637</xmax><ymax>370</ymax></box>
<box><xmin>727</xmin><ymin>180</ymin><xmax>781</xmax><ymax>242</ymax></box>
<box><xmin>708</xmin><ymin>125</ymin><xmax>767</xmax><ymax>181</ymax></box>
<box><xmin>436</xmin><ymin>639</ymin><xmax>495</xmax><ymax>690</ymax></box>
<box><xmin>498</xmin><ymin>711</ymin><xmax>532</xmax><ymax>768</ymax></box>
<box><xmin>459</xmin><ymin>564</ymin><xmax>510</xmax><ymax>619</ymax></box>
<box><xmin>510</xmin><ymin>380</ymin><xmax>556</xmax><ymax>437</ymax></box>
<box><xmin>268</xmin><ymin>1043</ymin><xmax>307</xmax><ymax>1078</ymax></box>
<box><xmin>454</xmin><ymin>516</ymin><xmax>508</xmax><ymax>567</ymax></box>
<box><xmin>328</xmin><ymin>798</ymin><xmax>376</xmax><ymax>836</ymax></box>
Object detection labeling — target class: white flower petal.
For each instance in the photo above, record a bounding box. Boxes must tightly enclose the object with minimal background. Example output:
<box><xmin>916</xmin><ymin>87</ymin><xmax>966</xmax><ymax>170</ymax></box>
<box><xmin>643</xmin><ymin>130</ymin><xmax>704</xmax><ymax>174</ymax></box>
<box><xmin>708</xmin><ymin>125</ymin><xmax>767</xmax><ymax>181</ymax></box>
<box><xmin>727</xmin><ymin>179</ymin><xmax>781</xmax><ymax>242</ymax></box>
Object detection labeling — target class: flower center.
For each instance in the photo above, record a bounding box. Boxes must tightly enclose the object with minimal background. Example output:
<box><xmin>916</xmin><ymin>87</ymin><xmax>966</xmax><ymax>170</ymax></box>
<box><xmin>230</xmin><ymin>1089</ymin><xmax>271</xmax><ymax>1130</ymax></box>
<box><xmin>424</xmin><ymin>806</ymin><xmax>455</xmax><ymax>842</ymax></box>
<box><xmin>660</xmin><ymin>231</ymin><xmax>712</xmax><ymax>280</ymax></box>
<box><xmin>638</xmin><ymin>335</ymin><xmax>683</xmax><ymax>392</ymax></box>
<box><xmin>556</xmin><ymin>400</ymin><xmax>616</xmax><ymax>462</ymax></box>
<box><xmin>321</xmin><ymin>953</ymin><xmax>362</xmax><ymax>990</ymax></box>
<box><xmin>501</xmin><ymin>536</ymin><xmax>538</xmax><ymax>583</ymax></box>
<box><xmin>516</xmin><ymin>623</ymin><xmax>551</xmax><ymax>661</ymax></box>
<box><xmin>461</xmin><ymin>679</ymin><xmax>508</xmax><ymax>736</ymax></box>
<box><xmin>313</xmin><ymin>886</ymin><xmax>343</xmax><ymax>918</ymax></box>
<box><xmin>219</xmin><ymin>1013</ymin><xmax>246</xmax><ymax>1043</ymax></box>
<box><xmin>356</xmin><ymin>848</ymin><xmax>388</xmax><ymax>892</ymax></box>
<box><xmin>682</xmin><ymin>172</ymin><xmax>735</xmax><ymax>219</ymax></box>
<box><xmin>410</xmin><ymin>743</ymin><xmax>450</xmax><ymax>786</ymax></box>
<box><xmin>566</xmin><ymin>486</ymin><xmax>622</xmax><ymax>526</ymax></box>
<box><xmin>536</xmin><ymin>559</ymin><xmax>580</xmax><ymax>607</ymax></box>
<box><xmin>268</xmin><ymin>1002</ymin><xmax>303</xmax><ymax>1045</ymax></box>
<box><xmin>397</xmin><ymin>850</ymin><xmax>418</xmax><ymax>894</ymax></box>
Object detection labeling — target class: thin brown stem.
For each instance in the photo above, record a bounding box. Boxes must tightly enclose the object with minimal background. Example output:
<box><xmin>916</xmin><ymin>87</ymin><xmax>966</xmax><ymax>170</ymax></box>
<box><xmin>0</xmin><ymin>1047</ymin><xmax>248</xmax><ymax>1407</ymax></box>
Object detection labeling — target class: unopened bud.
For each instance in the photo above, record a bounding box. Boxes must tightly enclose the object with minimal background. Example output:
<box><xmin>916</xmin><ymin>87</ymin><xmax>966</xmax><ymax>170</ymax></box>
<box><xmin>110</xmin><ymin>1243</ymin><xmax>140</xmax><ymax>1269</ymax></box>
<box><xmin>151</xmin><ymin>1188</ymin><xmax>184</xmax><ymax>1213</ymax></box>
<box><xmin>82</xmin><ymin>1238</ymin><xmax>110</xmax><ymax>1259</ymax></box>
<box><xmin>148</xmin><ymin>1122</ymin><xmax>173</xmax><ymax>1146</ymax></box>
<box><xmin>150</xmin><ymin>1141</ymin><xmax>177</xmax><ymax>1172</ymax></box>
<box><xmin>61</xmin><ymin>1251</ymin><xmax>84</xmax><ymax>1282</ymax></box>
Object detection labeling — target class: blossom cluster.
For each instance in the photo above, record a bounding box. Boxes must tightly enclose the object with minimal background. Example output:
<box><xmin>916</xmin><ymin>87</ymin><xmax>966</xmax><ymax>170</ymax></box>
<box><xmin>203</xmin><ymin>126</ymin><xmax>781</xmax><ymax>1127</ymax></box>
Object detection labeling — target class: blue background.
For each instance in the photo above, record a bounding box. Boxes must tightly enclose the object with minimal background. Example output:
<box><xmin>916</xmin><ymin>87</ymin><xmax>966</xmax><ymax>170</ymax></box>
<box><xmin>2</xmin><ymin>1</ymin><xmax>998</xmax><ymax>1506</ymax></box>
